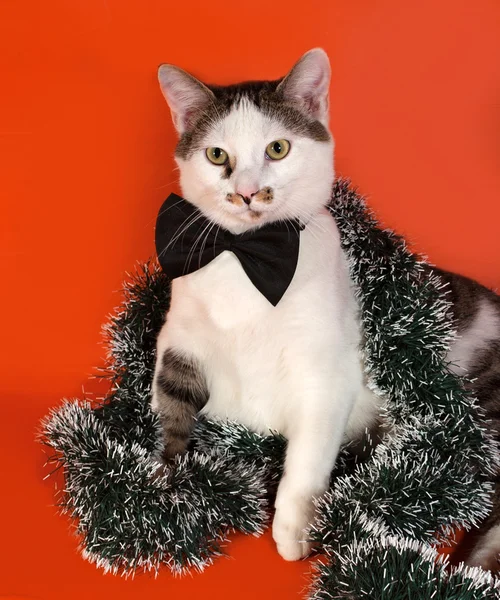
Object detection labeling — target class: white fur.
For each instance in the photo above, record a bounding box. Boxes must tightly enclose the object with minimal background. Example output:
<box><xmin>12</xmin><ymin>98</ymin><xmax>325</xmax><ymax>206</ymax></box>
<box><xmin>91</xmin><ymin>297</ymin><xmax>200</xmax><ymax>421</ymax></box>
<box><xmin>447</xmin><ymin>298</ymin><xmax>500</xmax><ymax>375</ymax></box>
<box><xmin>154</xmin><ymin>206</ymin><xmax>379</xmax><ymax>560</ymax></box>
<box><xmin>153</xmin><ymin>56</ymin><xmax>380</xmax><ymax>561</ymax></box>
<box><xmin>468</xmin><ymin>523</ymin><xmax>500</xmax><ymax>568</ymax></box>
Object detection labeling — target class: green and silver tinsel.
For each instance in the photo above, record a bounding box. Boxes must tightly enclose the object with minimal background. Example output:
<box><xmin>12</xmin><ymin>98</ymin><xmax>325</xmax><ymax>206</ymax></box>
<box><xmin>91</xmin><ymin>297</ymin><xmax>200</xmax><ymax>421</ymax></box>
<box><xmin>41</xmin><ymin>180</ymin><xmax>500</xmax><ymax>597</ymax></box>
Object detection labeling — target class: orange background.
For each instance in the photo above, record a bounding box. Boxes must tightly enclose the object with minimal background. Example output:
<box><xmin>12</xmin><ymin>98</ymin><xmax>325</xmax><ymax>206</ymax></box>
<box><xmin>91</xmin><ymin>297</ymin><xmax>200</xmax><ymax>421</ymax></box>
<box><xmin>1</xmin><ymin>1</ymin><xmax>499</xmax><ymax>598</ymax></box>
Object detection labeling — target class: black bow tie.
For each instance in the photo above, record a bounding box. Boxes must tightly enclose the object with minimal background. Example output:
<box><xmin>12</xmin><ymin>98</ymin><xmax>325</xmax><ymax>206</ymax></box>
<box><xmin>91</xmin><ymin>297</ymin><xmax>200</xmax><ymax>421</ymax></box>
<box><xmin>155</xmin><ymin>193</ymin><xmax>304</xmax><ymax>306</ymax></box>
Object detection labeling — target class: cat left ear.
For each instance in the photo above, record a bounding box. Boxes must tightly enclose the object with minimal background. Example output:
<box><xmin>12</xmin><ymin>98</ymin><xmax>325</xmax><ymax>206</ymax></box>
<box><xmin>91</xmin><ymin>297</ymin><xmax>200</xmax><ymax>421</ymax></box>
<box><xmin>277</xmin><ymin>48</ymin><xmax>331</xmax><ymax>126</ymax></box>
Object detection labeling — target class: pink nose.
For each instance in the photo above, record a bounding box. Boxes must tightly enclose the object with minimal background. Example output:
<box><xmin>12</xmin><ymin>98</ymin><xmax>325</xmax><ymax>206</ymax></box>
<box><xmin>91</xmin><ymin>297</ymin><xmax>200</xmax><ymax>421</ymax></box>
<box><xmin>235</xmin><ymin>186</ymin><xmax>259</xmax><ymax>201</ymax></box>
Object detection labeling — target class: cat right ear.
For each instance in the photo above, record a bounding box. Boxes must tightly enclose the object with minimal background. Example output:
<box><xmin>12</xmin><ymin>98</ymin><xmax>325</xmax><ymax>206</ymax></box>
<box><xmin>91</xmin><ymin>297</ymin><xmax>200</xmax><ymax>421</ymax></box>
<box><xmin>277</xmin><ymin>48</ymin><xmax>331</xmax><ymax>126</ymax></box>
<box><xmin>157</xmin><ymin>65</ymin><xmax>214</xmax><ymax>134</ymax></box>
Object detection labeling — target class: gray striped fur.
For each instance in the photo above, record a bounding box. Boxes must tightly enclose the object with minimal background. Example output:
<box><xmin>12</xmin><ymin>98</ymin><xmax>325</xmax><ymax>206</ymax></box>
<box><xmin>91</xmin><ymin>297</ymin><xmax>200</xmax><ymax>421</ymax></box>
<box><xmin>436</xmin><ymin>267</ymin><xmax>500</xmax><ymax>570</ymax></box>
<box><xmin>154</xmin><ymin>349</ymin><xmax>209</xmax><ymax>460</ymax></box>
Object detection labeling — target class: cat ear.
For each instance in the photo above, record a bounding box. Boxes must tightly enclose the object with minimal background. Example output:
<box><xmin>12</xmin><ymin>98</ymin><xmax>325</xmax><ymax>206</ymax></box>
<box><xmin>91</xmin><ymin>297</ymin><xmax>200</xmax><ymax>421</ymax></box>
<box><xmin>277</xmin><ymin>48</ymin><xmax>331</xmax><ymax>126</ymax></box>
<box><xmin>158</xmin><ymin>65</ymin><xmax>215</xmax><ymax>134</ymax></box>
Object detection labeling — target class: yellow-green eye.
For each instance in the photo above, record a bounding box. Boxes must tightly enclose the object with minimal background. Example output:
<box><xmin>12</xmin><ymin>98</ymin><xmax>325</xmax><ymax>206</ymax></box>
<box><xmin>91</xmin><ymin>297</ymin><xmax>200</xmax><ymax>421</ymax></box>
<box><xmin>266</xmin><ymin>139</ymin><xmax>290</xmax><ymax>160</ymax></box>
<box><xmin>206</xmin><ymin>147</ymin><xmax>228</xmax><ymax>165</ymax></box>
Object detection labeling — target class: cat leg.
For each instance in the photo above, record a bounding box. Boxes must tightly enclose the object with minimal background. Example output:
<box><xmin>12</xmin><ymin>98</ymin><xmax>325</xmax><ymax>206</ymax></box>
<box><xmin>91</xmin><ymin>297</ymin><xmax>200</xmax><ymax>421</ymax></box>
<box><xmin>151</xmin><ymin>345</ymin><xmax>209</xmax><ymax>460</ymax></box>
<box><xmin>272</xmin><ymin>377</ymin><xmax>357</xmax><ymax>561</ymax></box>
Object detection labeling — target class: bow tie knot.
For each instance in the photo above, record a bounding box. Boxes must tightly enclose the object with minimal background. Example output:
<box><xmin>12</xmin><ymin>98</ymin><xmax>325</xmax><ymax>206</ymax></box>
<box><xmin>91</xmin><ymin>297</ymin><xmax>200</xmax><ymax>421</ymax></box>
<box><xmin>155</xmin><ymin>193</ymin><xmax>304</xmax><ymax>306</ymax></box>
<box><xmin>223</xmin><ymin>232</ymin><xmax>233</xmax><ymax>252</ymax></box>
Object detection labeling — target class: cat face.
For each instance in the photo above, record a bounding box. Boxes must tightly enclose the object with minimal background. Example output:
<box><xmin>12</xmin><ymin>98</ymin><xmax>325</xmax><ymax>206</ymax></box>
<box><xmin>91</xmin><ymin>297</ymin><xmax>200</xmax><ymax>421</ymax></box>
<box><xmin>158</xmin><ymin>49</ymin><xmax>335</xmax><ymax>234</ymax></box>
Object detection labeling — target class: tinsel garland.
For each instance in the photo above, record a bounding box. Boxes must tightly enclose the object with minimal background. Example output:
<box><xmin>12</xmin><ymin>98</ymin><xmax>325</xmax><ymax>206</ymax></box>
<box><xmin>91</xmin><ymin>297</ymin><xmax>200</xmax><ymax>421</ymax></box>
<box><xmin>41</xmin><ymin>180</ymin><xmax>500</xmax><ymax>598</ymax></box>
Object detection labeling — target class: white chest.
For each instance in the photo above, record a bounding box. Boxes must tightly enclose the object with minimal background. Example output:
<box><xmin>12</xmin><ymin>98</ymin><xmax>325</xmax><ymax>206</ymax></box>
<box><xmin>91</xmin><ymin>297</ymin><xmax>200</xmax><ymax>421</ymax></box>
<box><xmin>161</xmin><ymin>210</ymin><xmax>361</xmax><ymax>435</ymax></box>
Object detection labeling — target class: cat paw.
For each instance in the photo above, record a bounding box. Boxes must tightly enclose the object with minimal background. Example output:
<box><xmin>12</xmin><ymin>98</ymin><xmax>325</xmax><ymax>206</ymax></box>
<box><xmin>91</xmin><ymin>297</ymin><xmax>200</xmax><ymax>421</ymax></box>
<box><xmin>275</xmin><ymin>536</ymin><xmax>312</xmax><ymax>562</ymax></box>
<box><xmin>272</xmin><ymin>506</ymin><xmax>312</xmax><ymax>561</ymax></box>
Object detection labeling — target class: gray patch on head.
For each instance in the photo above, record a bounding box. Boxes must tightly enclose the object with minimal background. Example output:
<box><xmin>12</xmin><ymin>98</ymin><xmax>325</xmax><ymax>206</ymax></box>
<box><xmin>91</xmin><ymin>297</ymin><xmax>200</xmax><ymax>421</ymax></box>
<box><xmin>175</xmin><ymin>79</ymin><xmax>330</xmax><ymax>160</ymax></box>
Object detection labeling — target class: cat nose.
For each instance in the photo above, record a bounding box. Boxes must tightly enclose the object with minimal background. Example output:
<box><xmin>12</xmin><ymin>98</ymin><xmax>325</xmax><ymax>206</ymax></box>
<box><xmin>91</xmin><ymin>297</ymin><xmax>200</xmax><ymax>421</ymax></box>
<box><xmin>235</xmin><ymin>186</ymin><xmax>259</xmax><ymax>201</ymax></box>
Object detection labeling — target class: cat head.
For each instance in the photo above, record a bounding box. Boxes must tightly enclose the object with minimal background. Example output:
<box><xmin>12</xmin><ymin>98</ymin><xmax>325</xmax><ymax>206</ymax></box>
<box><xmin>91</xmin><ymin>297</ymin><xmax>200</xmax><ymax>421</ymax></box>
<box><xmin>158</xmin><ymin>49</ymin><xmax>334</xmax><ymax>234</ymax></box>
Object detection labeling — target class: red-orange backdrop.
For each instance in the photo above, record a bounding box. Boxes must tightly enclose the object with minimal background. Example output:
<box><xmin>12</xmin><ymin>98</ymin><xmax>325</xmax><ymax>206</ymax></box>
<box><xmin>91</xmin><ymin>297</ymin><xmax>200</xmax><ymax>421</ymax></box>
<box><xmin>1</xmin><ymin>1</ymin><xmax>499</xmax><ymax>598</ymax></box>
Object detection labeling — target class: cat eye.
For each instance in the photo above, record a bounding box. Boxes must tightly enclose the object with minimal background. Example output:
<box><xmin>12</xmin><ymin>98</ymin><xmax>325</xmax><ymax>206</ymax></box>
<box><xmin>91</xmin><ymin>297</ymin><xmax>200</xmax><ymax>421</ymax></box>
<box><xmin>206</xmin><ymin>147</ymin><xmax>228</xmax><ymax>165</ymax></box>
<box><xmin>265</xmin><ymin>139</ymin><xmax>290</xmax><ymax>160</ymax></box>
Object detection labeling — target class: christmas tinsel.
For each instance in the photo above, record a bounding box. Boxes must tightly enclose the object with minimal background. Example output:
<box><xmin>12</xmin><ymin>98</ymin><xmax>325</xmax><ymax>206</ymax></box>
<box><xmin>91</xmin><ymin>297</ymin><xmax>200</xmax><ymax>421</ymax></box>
<box><xmin>41</xmin><ymin>180</ymin><xmax>500</xmax><ymax>598</ymax></box>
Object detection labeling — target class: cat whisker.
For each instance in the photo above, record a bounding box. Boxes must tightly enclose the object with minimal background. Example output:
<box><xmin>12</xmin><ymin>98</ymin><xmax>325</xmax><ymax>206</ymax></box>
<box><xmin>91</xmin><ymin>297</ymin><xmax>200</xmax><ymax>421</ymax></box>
<box><xmin>152</xmin><ymin>197</ymin><xmax>188</xmax><ymax>224</ymax></box>
<box><xmin>168</xmin><ymin>212</ymin><xmax>205</xmax><ymax>248</ymax></box>
<box><xmin>154</xmin><ymin>174</ymin><xmax>180</xmax><ymax>191</ymax></box>
<box><xmin>158</xmin><ymin>211</ymin><xmax>204</xmax><ymax>259</ymax></box>
<box><xmin>198</xmin><ymin>221</ymin><xmax>218</xmax><ymax>269</ymax></box>
<box><xmin>285</xmin><ymin>208</ymin><xmax>322</xmax><ymax>241</ymax></box>
<box><xmin>212</xmin><ymin>225</ymin><xmax>221</xmax><ymax>257</ymax></box>
<box><xmin>292</xmin><ymin>206</ymin><xmax>328</xmax><ymax>236</ymax></box>
<box><xmin>184</xmin><ymin>219</ymin><xmax>215</xmax><ymax>274</ymax></box>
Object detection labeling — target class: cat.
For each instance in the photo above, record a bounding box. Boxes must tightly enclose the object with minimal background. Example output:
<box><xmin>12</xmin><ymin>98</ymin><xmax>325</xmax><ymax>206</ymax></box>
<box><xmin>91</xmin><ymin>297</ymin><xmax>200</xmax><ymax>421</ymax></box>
<box><xmin>151</xmin><ymin>48</ymin><xmax>500</xmax><ymax>568</ymax></box>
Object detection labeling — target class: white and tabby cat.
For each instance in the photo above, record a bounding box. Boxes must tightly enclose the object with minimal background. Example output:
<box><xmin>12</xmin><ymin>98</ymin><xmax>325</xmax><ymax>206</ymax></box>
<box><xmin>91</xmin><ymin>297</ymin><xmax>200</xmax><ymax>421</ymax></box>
<box><xmin>151</xmin><ymin>49</ymin><xmax>500</xmax><ymax>568</ymax></box>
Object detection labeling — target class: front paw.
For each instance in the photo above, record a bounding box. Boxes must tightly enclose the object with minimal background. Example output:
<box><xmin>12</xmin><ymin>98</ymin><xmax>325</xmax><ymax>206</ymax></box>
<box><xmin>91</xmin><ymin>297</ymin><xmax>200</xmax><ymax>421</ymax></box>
<box><xmin>272</xmin><ymin>501</ymin><xmax>313</xmax><ymax>561</ymax></box>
